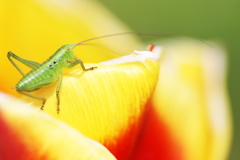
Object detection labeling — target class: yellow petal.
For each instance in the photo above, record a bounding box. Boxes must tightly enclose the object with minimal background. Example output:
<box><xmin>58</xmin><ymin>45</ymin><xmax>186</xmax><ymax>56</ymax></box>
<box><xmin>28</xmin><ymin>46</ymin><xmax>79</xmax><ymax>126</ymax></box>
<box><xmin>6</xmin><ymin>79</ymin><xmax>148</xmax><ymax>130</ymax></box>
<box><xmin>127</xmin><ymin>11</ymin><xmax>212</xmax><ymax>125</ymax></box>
<box><xmin>0</xmin><ymin>92</ymin><xmax>116</xmax><ymax>160</ymax></box>
<box><xmin>152</xmin><ymin>38</ymin><xmax>232</xmax><ymax>160</ymax></box>
<box><xmin>21</xmin><ymin>47</ymin><xmax>162</xmax><ymax>158</ymax></box>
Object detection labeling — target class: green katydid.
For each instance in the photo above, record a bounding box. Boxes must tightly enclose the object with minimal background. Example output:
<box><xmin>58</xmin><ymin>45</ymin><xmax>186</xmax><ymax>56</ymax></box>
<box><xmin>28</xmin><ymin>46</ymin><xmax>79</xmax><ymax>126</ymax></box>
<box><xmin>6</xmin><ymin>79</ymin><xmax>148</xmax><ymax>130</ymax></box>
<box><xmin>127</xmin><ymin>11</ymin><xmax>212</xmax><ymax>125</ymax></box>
<box><xmin>8</xmin><ymin>43</ymin><xmax>97</xmax><ymax>114</ymax></box>
<box><xmin>8</xmin><ymin>32</ymin><xmax>164</xmax><ymax>113</ymax></box>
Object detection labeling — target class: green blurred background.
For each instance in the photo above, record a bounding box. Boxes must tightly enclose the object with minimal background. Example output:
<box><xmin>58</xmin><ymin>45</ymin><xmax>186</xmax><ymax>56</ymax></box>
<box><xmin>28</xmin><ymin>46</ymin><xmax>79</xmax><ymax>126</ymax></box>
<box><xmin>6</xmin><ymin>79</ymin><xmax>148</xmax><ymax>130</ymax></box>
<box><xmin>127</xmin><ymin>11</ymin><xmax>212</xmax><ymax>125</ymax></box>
<box><xmin>97</xmin><ymin>0</ymin><xmax>240</xmax><ymax>159</ymax></box>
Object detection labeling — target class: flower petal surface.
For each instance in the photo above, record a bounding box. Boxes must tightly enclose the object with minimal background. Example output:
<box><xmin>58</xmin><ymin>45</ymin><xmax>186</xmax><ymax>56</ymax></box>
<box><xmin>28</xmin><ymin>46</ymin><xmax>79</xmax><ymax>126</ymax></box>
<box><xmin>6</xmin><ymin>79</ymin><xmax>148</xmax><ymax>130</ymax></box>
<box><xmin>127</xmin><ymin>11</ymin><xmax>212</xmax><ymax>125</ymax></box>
<box><xmin>0</xmin><ymin>93</ymin><xmax>116</xmax><ymax>160</ymax></box>
<box><xmin>21</xmin><ymin>48</ymin><xmax>162</xmax><ymax>159</ymax></box>
<box><xmin>131</xmin><ymin>38</ymin><xmax>232</xmax><ymax>160</ymax></box>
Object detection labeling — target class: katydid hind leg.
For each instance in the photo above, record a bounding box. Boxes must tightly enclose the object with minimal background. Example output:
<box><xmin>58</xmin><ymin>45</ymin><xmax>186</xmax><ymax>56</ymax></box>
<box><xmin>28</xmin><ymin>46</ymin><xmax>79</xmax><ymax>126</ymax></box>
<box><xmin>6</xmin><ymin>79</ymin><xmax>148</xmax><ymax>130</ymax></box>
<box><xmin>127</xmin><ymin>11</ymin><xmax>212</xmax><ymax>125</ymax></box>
<box><xmin>56</xmin><ymin>74</ymin><xmax>62</xmax><ymax>114</ymax></box>
<box><xmin>18</xmin><ymin>91</ymin><xmax>46</xmax><ymax>110</ymax></box>
<box><xmin>8</xmin><ymin>52</ymin><xmax>25</xmax><ymax>76</ymax></box>
<box><xmin>7</xmin><ymin>51</ymin><xmax>41</xmax><ymax>76</ymax></box>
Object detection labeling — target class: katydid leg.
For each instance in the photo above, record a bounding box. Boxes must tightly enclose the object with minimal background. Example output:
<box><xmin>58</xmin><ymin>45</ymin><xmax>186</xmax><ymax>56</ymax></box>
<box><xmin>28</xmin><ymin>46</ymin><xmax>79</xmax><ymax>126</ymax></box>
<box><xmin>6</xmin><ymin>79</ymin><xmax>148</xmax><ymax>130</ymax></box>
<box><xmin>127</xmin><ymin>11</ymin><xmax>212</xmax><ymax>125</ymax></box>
<box><xmin>7</xmin><ymin>52</ymin><xmax>41</xmax><ymax>76</ymax></box>
<box><xmin>67</xmin><ymin>59</ymin><xmax>97</xmax><ymax>71</ymax></box>
<box><xmin>18</xmin><ymin>91</ymin><xmax>46</xmax><ymax>110</ymax></box>
<box><xmin>56</xmin><ymin>74</ymin><xmax>62</xmax><ymax>114</ymax></box>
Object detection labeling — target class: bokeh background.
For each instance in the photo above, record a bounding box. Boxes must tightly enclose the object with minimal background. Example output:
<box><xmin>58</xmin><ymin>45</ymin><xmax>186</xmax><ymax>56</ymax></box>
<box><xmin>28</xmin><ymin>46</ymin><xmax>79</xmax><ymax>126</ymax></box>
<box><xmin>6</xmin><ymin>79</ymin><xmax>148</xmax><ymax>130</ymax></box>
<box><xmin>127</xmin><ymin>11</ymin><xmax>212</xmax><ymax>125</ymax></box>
<box><xmin>97</xmin><ymin>0</ymin><xmax>239</xmax><ymax>159</ymax></box>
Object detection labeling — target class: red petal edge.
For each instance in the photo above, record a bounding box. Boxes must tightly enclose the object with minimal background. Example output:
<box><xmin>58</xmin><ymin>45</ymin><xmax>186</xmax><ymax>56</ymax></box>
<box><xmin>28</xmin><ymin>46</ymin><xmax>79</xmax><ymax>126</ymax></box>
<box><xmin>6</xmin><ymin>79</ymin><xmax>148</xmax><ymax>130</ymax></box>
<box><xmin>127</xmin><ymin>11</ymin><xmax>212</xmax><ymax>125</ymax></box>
<box><xmin>130</xmin><ymin>103</ymin><xmax>185</xmax><ymax>160</ymax></box>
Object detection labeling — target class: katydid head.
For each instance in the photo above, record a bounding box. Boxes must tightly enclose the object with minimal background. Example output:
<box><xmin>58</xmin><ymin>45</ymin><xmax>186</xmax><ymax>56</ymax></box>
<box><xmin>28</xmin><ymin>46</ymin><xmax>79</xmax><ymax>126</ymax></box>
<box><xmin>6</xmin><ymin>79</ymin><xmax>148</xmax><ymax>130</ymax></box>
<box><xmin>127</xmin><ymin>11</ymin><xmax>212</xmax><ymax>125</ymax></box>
<box><xmin>61</xmin><ymin>44</ymin><xmax>77</xmax><ymax>51</ymax></box>
<box><xmin>56</xmin><ymin>44</ymin><xmax>78</xmax><ymax>63</ymax></box>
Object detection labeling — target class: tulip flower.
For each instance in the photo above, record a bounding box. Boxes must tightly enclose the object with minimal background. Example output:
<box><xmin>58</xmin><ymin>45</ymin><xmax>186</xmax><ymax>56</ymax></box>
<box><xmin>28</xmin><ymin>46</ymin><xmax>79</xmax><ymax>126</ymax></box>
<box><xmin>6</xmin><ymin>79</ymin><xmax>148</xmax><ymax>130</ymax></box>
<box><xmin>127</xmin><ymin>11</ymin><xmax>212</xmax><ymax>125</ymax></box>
<box><xmin>131</xmin><ymin>39</ymin><xmax>232</xmax><ymax>160</ymax></box>
<box><xmin>0</xmin><ymin>0</ymin><xmax>231</xmax><ymax>160</ymax></box>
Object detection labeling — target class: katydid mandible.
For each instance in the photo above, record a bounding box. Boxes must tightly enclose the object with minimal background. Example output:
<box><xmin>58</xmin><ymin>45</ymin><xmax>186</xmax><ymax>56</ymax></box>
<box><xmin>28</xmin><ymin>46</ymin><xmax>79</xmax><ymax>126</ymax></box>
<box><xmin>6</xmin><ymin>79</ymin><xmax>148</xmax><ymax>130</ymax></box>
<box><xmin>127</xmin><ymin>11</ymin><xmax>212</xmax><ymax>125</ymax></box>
<box><xmin>8</xmin><ymin>32</ymin><xmax>166</xmax><ymax>113</ymax></box>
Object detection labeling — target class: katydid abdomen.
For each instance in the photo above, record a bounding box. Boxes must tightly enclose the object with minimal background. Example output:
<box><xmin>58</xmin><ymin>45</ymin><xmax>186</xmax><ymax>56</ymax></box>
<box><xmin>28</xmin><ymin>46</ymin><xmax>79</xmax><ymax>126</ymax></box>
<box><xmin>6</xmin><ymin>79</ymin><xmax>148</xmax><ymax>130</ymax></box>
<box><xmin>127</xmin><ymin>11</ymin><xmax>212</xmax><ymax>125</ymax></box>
<box><xmin>15</xmin><ymin>64</ymin><xmax>62</xmax><ymax>92</ymax></box>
